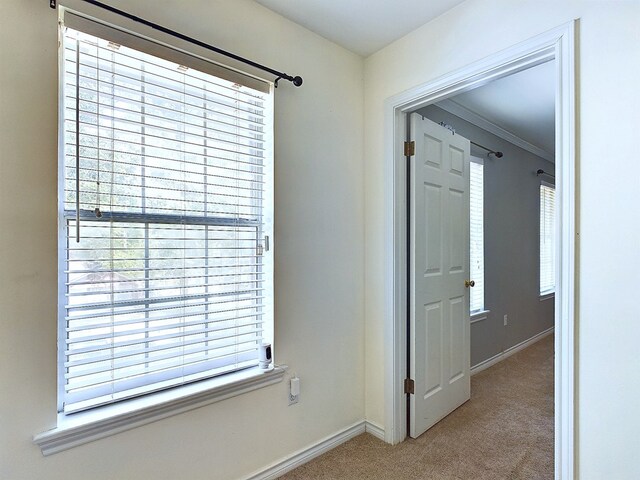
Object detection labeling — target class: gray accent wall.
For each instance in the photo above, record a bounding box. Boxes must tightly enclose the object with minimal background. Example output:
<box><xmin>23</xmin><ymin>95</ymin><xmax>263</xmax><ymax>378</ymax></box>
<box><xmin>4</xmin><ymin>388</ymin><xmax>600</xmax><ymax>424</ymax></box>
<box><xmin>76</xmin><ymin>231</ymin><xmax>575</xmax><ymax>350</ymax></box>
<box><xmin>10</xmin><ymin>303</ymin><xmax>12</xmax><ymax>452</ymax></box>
<box><xmin>417</xmin><ymin>105</ymin><xmax>555</xmax><ymax>368</ymax></box>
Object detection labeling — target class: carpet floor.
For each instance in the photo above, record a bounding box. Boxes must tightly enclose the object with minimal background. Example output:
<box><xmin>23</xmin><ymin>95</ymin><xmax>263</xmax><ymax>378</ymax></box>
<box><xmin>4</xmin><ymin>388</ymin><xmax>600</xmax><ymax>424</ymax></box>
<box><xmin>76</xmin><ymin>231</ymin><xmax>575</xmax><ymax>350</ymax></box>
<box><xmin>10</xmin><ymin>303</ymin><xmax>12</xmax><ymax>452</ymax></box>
<box><xmin>279</xmin><ymin>334</ymin><xmax>554</xmax><ymax>479</ymax></box>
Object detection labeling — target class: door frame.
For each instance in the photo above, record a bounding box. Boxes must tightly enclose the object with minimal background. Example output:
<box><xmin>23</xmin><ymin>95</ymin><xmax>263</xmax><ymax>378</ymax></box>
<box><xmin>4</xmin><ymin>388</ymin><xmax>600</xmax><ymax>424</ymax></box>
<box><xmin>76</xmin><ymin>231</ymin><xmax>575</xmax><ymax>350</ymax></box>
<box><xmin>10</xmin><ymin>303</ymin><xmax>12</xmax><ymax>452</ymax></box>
<box><xmin>382</xmin><ymin>21</ymin><xmax>576</xmax><ymax>479</ymax></box>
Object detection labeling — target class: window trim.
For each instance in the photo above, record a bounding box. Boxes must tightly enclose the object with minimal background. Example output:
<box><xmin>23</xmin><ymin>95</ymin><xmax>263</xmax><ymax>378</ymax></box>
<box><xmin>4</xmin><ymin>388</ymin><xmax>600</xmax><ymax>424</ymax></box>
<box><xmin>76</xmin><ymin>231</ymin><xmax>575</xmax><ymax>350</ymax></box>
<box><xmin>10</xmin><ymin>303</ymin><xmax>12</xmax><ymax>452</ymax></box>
<box><xmin>470</xmin><ymin>309</ymin><xmax>490</xmax><ymax>324</ymax></box>
<box><xmin>34</xmin><ymin>366</ymin><xmax>284</xmax><ymax>456</ymax></box>
<box><xmin>35</xmin><ymin>9</ymin><xmax>279</xmax><ymax>451</ymax></box>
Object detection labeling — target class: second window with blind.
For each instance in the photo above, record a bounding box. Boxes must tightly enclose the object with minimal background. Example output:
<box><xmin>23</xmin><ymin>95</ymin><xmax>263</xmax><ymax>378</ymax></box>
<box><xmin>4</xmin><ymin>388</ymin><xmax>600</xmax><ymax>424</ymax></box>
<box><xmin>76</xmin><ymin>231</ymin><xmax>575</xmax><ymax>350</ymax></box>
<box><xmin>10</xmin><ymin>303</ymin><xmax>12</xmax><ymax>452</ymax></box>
<box><xmin>540</xmin><ymin>183</ymin><xmax>556</xmax><ymax>295</ymax></box>
<box><xmin>59</xmin><ymin>15</ymin><xmax>274</xmax><ymax>414</ymax></box>
<box><xmin>469</xmin><ymin>158</ymin><xmax>485</xmax><ymax>314</ymax></box>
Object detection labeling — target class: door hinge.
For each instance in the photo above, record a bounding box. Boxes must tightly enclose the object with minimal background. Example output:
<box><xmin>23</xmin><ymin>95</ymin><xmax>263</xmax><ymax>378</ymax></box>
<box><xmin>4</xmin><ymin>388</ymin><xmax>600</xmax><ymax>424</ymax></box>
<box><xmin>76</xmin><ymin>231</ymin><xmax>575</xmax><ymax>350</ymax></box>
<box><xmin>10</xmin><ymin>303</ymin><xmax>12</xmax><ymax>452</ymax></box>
<box><xmin>404</xmin><ymin>141</ymin><xmax>415</xmax><ymax>157</ymax></box>
<box><xmin>404</xmin><ymin>378</ymin><xmax>415</xmax><ymax>395</ymax></box>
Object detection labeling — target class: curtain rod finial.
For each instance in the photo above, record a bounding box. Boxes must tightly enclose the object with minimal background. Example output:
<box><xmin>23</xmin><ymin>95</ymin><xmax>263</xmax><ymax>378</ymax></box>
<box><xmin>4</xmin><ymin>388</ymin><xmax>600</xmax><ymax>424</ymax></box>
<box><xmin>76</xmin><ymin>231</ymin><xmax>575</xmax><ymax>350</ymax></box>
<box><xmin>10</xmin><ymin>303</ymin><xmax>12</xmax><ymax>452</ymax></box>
<box><xmin>292</xmin><ymin>76</ymin><xmax>303</xmax><ymax>87</ymax></box>
<box><xmin>50</xmin><ymin>0</ymin><xmax>57</xmax><ymax>8</ymax></box>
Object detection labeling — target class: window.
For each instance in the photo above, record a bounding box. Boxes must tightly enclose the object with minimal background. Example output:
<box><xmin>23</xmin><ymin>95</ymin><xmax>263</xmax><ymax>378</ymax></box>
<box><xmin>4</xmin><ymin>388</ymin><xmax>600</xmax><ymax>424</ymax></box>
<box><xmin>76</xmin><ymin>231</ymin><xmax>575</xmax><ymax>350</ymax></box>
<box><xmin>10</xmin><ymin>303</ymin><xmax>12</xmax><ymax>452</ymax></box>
<box><xmin>469</xmin><ymin>158</ymin><xmax>484</xmax><ymax>313</ymax></box>
<box><xmin>539</xmin><ymin>182</ymin><xmax>556</xmax><ymax>295</ymax></box>
<box><xmin>59</xmin><ymin>18</ymin><xmax>273</xmax><ymax>414</ymax></box>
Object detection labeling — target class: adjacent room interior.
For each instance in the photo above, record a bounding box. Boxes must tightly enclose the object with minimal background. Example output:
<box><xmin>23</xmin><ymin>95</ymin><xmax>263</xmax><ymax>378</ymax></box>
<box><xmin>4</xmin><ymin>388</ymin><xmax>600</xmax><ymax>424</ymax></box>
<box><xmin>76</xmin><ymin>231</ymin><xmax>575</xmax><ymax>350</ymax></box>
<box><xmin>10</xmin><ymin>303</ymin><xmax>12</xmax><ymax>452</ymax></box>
<box><xmin>280</xmin><ymin>60</ymin><xmax>558</xmax><ymax>478</ymax></box>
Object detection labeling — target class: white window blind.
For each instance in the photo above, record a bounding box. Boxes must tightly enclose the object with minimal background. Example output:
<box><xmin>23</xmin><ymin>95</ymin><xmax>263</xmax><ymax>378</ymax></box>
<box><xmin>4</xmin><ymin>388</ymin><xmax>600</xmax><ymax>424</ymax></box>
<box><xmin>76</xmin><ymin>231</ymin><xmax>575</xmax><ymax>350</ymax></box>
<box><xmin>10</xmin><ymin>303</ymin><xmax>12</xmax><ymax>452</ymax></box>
<box><xmin>469</xmin><ymin>159</ymin><xmax>484</xmax><ymax>313</ymax></box>
<box><xmin>539</xmin><ymin>183</ymin><xmax>556</xmax><ymax>295</ymax></box>
<box><xmin>59</xmin><ymin>23</ymin><xmax>273</xmax><ymax>414</ymax></box>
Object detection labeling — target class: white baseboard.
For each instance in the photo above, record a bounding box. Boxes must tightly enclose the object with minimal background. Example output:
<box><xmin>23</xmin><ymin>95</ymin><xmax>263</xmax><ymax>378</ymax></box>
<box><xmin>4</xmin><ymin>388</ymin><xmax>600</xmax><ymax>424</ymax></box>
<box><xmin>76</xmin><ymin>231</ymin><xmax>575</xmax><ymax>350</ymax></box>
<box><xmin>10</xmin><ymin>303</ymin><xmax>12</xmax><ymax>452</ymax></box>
<box><xmin>243</xmin><ymin>421</ymin><xmax>366</xmax><ymax>480</ymax></box>
<box><xmin>244</xmin><ymin>327</ymin><xmax>551</xmax><ymax>479</ymax></box>
<box><xmin>471</xmin><ymin>326</ymin><xmax>554</xmax><ymax>376</ymax></box>
<box><xmin>364</xmin><ymin>421</ymin><xmax>385</xmax><ymax>441</ymax></box>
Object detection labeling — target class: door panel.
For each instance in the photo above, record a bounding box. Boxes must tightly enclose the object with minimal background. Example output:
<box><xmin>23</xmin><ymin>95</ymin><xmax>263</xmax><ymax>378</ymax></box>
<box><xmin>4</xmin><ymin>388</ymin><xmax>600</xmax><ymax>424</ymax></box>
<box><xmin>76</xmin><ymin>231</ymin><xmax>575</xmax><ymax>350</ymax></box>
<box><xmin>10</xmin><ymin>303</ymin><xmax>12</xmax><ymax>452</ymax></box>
<box><xmin>423</xmin><ymin>183</ymin><xmax>442</xmax><ymax>276</ymax></box>
<box><xmin>424</xmin><ymin>301</ymin><xmax>443</xmax><ymax>398</ymax></box>
<box><xmin>449</xmin><ymin>296</ymin><xmax>465</xmax><ymax>382</ymax></box>
<box><xmin>409</xmin><ymin>115</ymin><xmax>471</xmax><ymax>438</ymax></box>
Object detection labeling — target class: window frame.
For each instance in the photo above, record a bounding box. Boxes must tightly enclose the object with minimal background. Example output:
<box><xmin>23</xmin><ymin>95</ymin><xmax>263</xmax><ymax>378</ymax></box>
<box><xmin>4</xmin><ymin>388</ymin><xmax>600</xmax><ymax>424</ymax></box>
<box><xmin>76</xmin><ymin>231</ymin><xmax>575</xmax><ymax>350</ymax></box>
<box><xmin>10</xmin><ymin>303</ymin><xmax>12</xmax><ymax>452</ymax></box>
<box><xmin>36</xmin><ymin>9</ymin><xmax>282</xmax><ymax>453</ymax></box>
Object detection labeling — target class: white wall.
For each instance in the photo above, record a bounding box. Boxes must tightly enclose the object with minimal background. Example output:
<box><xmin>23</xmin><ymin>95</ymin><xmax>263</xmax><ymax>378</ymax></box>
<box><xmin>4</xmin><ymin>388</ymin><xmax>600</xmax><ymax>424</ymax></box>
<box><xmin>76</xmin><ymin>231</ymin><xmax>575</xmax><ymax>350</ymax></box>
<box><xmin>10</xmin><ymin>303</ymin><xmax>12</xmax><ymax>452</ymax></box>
<box><xmin>0</xmin><ymin>1</ymin><xmax>364</xmax><ymax>479</ymax></box>
<box><xmin>363</xmin><ymin>1</ymin><xmax>640</xmax><ymax>478</ymax></box>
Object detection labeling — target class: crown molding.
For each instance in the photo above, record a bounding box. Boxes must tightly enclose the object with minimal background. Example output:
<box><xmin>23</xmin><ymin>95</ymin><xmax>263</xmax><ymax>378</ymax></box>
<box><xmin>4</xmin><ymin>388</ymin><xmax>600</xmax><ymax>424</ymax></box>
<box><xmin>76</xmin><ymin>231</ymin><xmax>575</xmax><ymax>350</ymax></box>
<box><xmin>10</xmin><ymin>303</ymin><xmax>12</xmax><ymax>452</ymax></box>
<box><xmin>436</xmin><ymin>99</ymin><xmax>554</xmax><ymax>163</ymax></box>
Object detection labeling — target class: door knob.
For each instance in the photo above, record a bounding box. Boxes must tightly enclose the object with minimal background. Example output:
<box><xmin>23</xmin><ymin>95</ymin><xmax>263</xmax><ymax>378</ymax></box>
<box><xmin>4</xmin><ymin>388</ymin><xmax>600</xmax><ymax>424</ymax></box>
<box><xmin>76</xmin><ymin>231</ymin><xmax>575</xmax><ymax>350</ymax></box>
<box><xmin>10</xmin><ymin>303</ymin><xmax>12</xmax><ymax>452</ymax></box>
<box><xmin>465</xmin><ymin>280</ymin><xmax>475</xmax><ymax>288</ymax></box>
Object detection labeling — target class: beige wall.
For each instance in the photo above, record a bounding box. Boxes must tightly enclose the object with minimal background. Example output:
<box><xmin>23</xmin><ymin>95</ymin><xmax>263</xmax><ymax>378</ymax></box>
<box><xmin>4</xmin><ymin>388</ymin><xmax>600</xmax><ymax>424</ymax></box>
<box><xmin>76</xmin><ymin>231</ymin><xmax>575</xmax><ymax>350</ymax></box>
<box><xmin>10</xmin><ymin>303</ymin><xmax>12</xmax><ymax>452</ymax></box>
<box><xmin>363</xmin><ymin>1</ymin><xmax>640</xmax><ymax>478</ymax></box>
<box><xmin>0</xmin><ymin>1</ymin><xmax>364</xmax><ymax>479</ymax></box>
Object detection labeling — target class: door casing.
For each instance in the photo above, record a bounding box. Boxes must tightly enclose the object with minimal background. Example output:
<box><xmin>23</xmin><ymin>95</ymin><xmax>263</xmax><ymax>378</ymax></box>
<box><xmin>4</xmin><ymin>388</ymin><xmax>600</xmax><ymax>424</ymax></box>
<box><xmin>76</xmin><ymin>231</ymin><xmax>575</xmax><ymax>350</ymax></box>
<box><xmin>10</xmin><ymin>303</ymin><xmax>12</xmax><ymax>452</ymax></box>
<box><xmin>382</xmin><ymin>21</ymin><xmax>576</xmax><ymax>480</ymax></box>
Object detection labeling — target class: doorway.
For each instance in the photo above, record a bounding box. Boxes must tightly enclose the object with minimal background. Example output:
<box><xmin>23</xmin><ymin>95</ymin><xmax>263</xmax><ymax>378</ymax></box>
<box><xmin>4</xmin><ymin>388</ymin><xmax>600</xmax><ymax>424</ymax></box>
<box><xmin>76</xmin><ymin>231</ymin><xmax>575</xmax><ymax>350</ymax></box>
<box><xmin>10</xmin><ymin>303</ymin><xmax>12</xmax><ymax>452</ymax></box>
<box><xmin>382</xmin><ymin>22</ymin><xmax>576</xmax><ymax>479</ymax></box>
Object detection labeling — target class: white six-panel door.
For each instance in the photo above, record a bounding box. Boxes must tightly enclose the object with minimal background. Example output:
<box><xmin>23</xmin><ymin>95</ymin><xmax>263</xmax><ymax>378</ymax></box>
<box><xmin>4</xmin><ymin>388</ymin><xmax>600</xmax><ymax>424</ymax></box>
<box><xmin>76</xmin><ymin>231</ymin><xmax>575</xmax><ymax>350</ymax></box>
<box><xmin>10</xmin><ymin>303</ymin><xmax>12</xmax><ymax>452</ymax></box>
<box><xmin>409</xmin><ymin>115</ymin><xmax>471</xmax><ymax>438</ymax></box>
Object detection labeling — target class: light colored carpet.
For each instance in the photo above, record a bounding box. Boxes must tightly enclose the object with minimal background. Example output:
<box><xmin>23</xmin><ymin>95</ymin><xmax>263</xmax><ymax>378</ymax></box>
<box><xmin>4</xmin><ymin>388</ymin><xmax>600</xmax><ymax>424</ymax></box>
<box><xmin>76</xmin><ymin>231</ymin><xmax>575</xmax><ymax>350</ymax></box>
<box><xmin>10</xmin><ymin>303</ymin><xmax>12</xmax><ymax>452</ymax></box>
<box><xmin>280</xmin><ymin>334</ymin><xmax>554</xmax><ymax>479</ymax></box>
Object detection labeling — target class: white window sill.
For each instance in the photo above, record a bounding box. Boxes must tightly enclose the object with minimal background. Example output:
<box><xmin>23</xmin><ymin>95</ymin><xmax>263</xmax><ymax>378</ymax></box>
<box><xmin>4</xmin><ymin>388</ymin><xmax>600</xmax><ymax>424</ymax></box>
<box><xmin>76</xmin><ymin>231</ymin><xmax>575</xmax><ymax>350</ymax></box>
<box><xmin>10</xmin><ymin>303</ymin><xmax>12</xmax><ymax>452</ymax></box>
<box><xmin>470</xmin><ymin>309</ymin><xmax>490</xmax><ymax>324</ymax></box>
<box><xmin>33</xmin><ymin>366</ymin><xmax>285</xmax><ymax>456</ymax></box>
<box><xmin>539</xmin><ymin>292</ymin><xmax>555</xmax><ymax>301</ymax></box>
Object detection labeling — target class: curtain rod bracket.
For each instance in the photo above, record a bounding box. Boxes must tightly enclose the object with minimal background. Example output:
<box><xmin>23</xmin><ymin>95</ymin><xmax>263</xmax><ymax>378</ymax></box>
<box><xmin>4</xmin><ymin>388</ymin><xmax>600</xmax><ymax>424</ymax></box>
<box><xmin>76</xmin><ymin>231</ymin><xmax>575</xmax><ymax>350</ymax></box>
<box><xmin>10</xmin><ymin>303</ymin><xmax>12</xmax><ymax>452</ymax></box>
<box><xmin>470</xmin><ymin>140</ymin><xmax>503</xmax><ymax>158</ymax></box>
<box><xmin>537</xmin><ymin>169</ymin><xmax>555</xmax><ymax>179</ymax></box>
<box><xmin>50</xmin><ymin>0</ymin><xmax>57</xmax><ymax>9</ymax></box>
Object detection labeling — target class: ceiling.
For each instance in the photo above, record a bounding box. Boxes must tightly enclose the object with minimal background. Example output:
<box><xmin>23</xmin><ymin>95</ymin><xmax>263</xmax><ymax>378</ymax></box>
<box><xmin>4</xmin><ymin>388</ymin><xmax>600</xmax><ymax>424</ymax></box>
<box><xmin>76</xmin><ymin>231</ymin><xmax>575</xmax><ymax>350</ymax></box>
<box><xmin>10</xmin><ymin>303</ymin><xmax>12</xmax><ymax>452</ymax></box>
<box><xmin>253</xmin><ymin>1</ymin><xmax>555</xmax><ymax>160</ymax></box>
<box><xmin>438</xmin><ymin>61</ymin><xmax>556</xmax><ymax>159</ymax></box>
<box><xmin>253</xmin><ymin>0</ymin><xmax>467</xmax><ymax>57</ymax></box>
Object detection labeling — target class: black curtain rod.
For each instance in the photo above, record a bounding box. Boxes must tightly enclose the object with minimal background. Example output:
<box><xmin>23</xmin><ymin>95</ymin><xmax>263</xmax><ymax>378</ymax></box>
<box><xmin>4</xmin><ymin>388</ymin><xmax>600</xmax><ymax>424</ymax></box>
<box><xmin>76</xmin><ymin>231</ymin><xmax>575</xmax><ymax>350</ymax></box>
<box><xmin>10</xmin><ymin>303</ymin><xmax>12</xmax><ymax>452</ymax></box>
<box><xmin>470</xmin><ymin>140</ymin><xmax>503</xmax><ymax>158</ymax></box>
<box><xmin>50</xmin><ymin>0</ymin><xmax>303</xmax><ymax>88</ymax></box>
<box><xmin>537</xmin><ymin>169</ymin><xmax>555</xmax><ymax>179</ymax></box>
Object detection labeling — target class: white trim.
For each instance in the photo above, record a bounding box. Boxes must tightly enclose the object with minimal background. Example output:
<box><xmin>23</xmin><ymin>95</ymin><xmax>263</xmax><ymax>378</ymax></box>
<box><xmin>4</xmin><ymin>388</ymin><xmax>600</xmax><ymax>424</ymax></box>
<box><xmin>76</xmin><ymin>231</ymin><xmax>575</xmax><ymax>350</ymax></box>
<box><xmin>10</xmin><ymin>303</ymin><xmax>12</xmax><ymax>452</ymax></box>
<box><xmin>383</xmin><ymin>21</ymin><xmax>576</xmax><ymax>479</ymax></box>
<box><xmin>470</xmin><ymin>310</ymin><xmax>490</xmax><ymax>324</ymax></box>
<box><xmin>243</xmin><ymin>421</ymin><xmax>365</xmax><ymax>480</ymax></box>
<box><xmin>437</xmin><ymin>99</ymin><xmax>555</xmax><ymax>162</ymax></box>
<box><xmin>365</xmin><ymin>421</ymin><xmax>386</xmax><ymax>441</ymax></box>
<box><xmin>34</xmin><ymin>367</ymin><xmax>285</xmax><ymax>456</ymax></box>
<box><xmin>540</xmin><ymin>292</ymin><xmax>555</xmax><ymax>302</ymax></box>
<box><xmin>554</xmin><ymin>20</ymin><xmax>576</xmax><ymax>480</ymax></box>
<box><xmin>471</xmin><ymin>326</ymin><xmax>554</xmax><ymax>375</ymax></box>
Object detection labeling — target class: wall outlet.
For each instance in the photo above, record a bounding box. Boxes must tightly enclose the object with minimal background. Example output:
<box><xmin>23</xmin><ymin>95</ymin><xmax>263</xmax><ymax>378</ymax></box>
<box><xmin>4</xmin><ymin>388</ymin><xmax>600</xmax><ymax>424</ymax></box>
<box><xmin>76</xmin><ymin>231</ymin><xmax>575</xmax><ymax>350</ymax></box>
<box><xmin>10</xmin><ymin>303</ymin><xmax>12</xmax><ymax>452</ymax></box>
<box><xmin>503</xmin><ymin>315</ymin><xmax>508</xmax><ymax>326</ymax></box>
<box><xmin>288</xmin><ymin>377</ymin><xmax>300</xmax><ymax>406</ymax></box>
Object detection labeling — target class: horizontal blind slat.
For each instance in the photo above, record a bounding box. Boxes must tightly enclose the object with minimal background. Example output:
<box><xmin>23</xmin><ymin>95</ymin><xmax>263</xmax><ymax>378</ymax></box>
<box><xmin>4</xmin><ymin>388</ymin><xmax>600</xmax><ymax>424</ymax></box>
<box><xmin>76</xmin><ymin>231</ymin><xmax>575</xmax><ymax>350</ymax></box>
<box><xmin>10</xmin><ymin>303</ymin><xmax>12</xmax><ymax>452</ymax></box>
<box><xmin>66</xmin><ymin>332</ymin><xmax>263</xmax><ymax>378</ymax></box>
<box><xmin>67</xmin><ymin>313</ymin><xmax>265</xmax><ymax>344</ymax></box>
<box><xmin>67</xmin><ymin>302</ymin><xmax>265</xmax><ymax>332</ymax></box>
<box><xmin>67</xmin><ymin>331</ymin><xmax>263</xmax><ymax>373</ymax></box>
<box><xmin>64</xmin><ymin>45</ymin><xmax>267</xmax><ymax>110</ymax></box>
<box><xmin>65</xmin><ymin>63</ymin><xmax>266</xmax><ymax>121</ymax></box>
<box><xmin>66</xmin><ymin>297</ymin><xmax>268</xmax><ymax>323</ymax></box>
<box><xmin>66</xmin><ymin>287</ymin><xmax>265</xmax><ymax>311</ymax></box>
<box><xmin>65</xmin><ymin>94</ymin><xmax>265</xmax><ymax>137</ymax></box>
<box><xmin>64</xmin><ymin>333</ymin><xmax>263</xmax><ymax>369</ymax></box>
<box><xmin>63</xmin><ymin>352</ymin><xmax>260</xmax><ymax>411</ymax></box>
<box><xmin>67</xmin><ymin>342</ymin><xmax>261</xmax><ymax>391</ymax></box>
